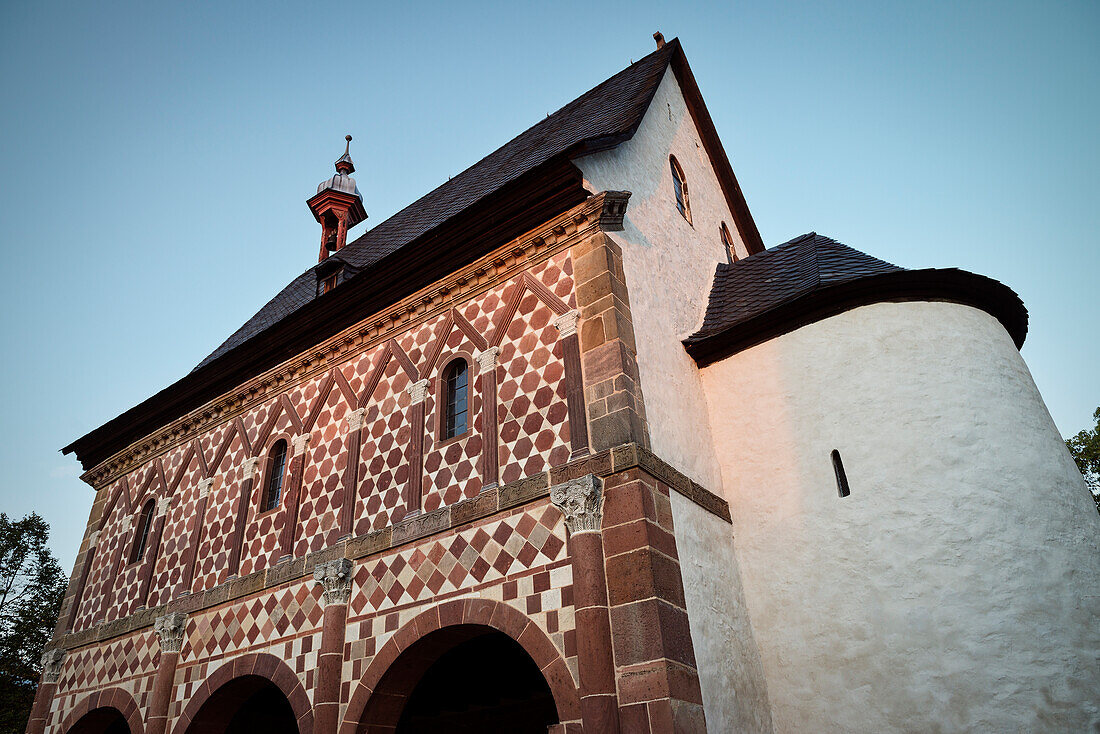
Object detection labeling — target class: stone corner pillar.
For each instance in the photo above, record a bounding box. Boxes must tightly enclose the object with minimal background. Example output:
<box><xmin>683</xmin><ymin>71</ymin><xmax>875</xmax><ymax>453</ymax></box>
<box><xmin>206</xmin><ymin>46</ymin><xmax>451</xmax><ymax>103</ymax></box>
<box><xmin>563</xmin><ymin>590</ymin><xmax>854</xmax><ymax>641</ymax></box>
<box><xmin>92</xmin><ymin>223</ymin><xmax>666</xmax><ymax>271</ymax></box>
<box><xmin>550</xmin><ymin>475</ymin><xmax>619</xmax><ymax>734</ymax></box>
<box><xmin>147</xmin><ymin>611</ymin><xmax>187</xmax><ymax>734</ymax></box>
<box><xmin>26</xmin><ymin>648</ymin><xmax>65</xmax><ymax>734</ymax></box>
<box><xmin>313</xmin><ymin>558</ymin><xmax>353</xmax><ymax>734</ymax></box>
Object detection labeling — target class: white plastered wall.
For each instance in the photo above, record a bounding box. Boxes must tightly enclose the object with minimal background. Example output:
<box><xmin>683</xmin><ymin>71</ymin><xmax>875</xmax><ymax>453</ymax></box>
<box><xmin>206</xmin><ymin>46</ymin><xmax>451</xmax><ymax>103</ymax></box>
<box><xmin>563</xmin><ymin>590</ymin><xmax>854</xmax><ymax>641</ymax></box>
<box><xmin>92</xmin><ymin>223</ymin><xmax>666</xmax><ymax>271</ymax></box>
<box><xmin>671</xmin><ymin>491</ymin><xmax>774</xmax><ymax>733</ymax></box>
<box><xmin>575</xmin><ymin>67</ymin><xmax>749</xmax><ymax>491</ymax></box>
<box><xmin>698</xmin><ymin>300</ymin><xmax>1100</xmax><ymax>732</ymax></box>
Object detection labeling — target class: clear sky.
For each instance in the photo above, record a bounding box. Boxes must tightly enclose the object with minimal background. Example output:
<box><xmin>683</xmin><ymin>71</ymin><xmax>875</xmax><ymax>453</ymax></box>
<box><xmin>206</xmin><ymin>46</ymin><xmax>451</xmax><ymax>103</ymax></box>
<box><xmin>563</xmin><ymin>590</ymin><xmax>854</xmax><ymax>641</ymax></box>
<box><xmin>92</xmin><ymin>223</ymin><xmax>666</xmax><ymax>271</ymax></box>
<box><xmin>1</xmin><ymin>0</ymin><xmax>1097</xmax><ymax>571</ymax></box>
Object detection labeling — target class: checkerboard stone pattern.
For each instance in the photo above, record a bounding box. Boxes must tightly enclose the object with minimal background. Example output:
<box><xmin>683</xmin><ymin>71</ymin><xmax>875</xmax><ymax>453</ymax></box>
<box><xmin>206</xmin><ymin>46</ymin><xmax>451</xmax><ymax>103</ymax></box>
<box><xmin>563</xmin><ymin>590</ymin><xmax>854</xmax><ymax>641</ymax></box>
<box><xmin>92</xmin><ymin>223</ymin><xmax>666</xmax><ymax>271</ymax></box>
<box><xmin>238</xmin><ymin>403</ymin><xmax>301</xmax><ymax>577</ymax></box>
<box><xmin>349</xmin><ymin>502</ymin><xmax>567</xmax><ymax>614</ymax></box>
<box><xmin>191</xmin><ymin>427</ymin><xmax>249</xmax><ymax>593</ymax></box>
<box><xmin>296</xmin><ymin>382</ymin><xmax>352</xmax><ymax>556</ymax></box>
<box><xmin>149</xmin><ymin>447</ymin><xmax>205</xmax><ymax>606</ymax></box>
<box><xmin>496</xmin><ymin>290</ymin><xmax>572</xmax><ymax>485</ymax></box>
<box><xmin>421</xmin><ymin>331</ymin><xmax>485</xmax><ymax>513</ymax></box>
<box><xmin>355</xmin><ymin>352</ymin><xmax>414</xmax><ymax>534</ymax></box>
<box><xmin>184</xmin><ymin>578</ymin><xmax>324</xmax><ymax>660</ymax></box>
<box><xmin>73</xmin><ymin>477</ymin><xmax>132</xmax><ymax>632</ymax></box>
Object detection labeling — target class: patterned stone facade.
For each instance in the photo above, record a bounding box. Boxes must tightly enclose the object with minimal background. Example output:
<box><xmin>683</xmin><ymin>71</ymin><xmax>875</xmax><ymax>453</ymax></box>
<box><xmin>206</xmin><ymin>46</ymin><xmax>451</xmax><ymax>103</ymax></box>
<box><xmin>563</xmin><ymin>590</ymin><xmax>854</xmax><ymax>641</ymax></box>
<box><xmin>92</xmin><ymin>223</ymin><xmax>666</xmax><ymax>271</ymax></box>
<box><xmin>38</xmin><ymin>191</ymin><xmax>732</xmax><ymax>734</ymax></box>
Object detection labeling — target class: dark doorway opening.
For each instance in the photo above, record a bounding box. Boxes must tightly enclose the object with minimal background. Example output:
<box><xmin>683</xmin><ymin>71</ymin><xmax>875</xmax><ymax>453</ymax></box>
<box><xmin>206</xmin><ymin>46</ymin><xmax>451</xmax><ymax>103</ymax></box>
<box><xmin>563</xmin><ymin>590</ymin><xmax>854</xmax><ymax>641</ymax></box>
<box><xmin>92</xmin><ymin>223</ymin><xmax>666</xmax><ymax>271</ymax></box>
<box><xmin>184</xmin><ymin>675</ymin><xmax>298</xmax><ymax>734</ymax></box>
<box><xmin>377</xmin><ymin>626</ymin><xmax>558</xmax><ymax>734</ymax></box>
<box><xmin>66</xmin><ymin>708</ymin><xmax>129</xmax><ymax>734</ymax></box>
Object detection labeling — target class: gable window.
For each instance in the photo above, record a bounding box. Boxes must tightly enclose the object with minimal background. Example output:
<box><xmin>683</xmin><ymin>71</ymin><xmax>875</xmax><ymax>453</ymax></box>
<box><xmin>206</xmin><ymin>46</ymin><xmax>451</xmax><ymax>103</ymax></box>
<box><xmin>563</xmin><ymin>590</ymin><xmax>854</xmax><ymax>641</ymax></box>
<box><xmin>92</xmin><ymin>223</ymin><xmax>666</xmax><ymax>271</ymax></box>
<box><xmin>443</xmin><ymin>359</ymin><xmax>469</xmax><ymax>439</ymax></box>
<box><xmin>321</xmin><ymin>272</ymin><xmax>339</xmax><ymax>294</ymax></box>
<box><xmin>670</xmin><ymin>155</ymin><xmax>691</xmax><ymax>223</ymax></box>
<box><xmin>129</xmin><ymin>499</ymin><xmax>155</xmax><ymax>563</ymax></box>
<box><xmin>263</xmin><ymin>440</ymin><xmax>288</xmax><ymax>512</ymax></box>
<box><xmin>720</xmin><ymin>222</ymin><xmax>738</xmax><ymax>263</ymax></box>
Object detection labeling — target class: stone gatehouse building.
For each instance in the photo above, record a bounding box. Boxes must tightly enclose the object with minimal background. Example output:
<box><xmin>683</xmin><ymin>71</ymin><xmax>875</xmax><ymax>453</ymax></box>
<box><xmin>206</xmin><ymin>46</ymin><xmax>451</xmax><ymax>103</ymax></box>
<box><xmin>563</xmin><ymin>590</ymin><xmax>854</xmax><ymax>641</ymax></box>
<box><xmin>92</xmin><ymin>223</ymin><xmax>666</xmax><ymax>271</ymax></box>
<box><xmin>29</xmin><ymin>35</ymin><xmax>1100</xmax><ymax>734</ymax></box>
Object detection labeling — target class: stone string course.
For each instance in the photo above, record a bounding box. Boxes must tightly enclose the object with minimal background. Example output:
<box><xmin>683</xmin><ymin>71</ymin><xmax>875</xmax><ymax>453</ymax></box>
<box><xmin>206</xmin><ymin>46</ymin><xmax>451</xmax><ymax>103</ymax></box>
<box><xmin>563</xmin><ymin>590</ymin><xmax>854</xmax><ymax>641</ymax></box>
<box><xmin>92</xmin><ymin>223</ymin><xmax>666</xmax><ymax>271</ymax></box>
<box><xmin>51</xmin><ymin>442</ymin><xmax>727</xmax><ymax>653</ymax></box>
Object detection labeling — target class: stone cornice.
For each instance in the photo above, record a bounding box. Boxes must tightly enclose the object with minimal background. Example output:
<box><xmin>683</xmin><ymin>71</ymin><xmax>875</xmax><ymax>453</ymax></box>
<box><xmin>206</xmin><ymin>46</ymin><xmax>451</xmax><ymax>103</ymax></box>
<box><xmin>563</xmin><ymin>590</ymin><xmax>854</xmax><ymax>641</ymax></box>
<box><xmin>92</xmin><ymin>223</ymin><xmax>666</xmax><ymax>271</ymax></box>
<box><xmin>53</xmin><ymin>441</ymin><xmax>726</xmax><ymax>653</ymax></box>
<box><xmin>81</xmin><ymin>191</ymin><xmax>631</xmax><ymax>490</ymax></box>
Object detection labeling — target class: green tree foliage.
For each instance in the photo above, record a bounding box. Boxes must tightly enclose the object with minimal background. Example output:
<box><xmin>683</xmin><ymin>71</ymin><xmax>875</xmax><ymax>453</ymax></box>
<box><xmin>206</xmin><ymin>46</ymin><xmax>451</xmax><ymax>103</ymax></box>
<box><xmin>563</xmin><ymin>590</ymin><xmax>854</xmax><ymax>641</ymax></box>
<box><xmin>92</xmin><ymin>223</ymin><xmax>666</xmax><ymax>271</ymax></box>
<box><xmin>0</xmin><ymin>513</ymin><xmax>67</xmax><ymax>734</ymax></box>
<box><xmin>1065</xmin><ymin>406</ymin><xmax>1100</xmax><ymax>515</ymax></box>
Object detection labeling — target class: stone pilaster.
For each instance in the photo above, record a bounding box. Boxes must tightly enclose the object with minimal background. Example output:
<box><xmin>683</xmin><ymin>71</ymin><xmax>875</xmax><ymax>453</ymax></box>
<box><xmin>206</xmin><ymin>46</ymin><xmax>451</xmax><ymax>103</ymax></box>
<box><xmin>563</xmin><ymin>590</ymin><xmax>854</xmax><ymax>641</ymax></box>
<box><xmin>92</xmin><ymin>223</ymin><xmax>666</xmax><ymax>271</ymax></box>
<box><xmin>147</xmin><ymin>613</ymin><xmax>187</xmax><ymax>734</ymax></box>
<box><xmin>570</xmin><ymin>198</ymin><xmax>649</xmax><ymax>452</ymax></box>
<box><xmin>551</xmin><ymin>474</ymin><xmax>619</xmax><ymax>733</ymax></box>
<box><xmin>339</xmin><ymin>409</ymin><xmax>366</xmax><ymax>537</ymax></box>
<box><xmin>180</xmin><ymin>478</ymin><xmax>214</xmax><ymax>596</ymax></box>
<box><xmin>476</xmin><ymin>347</ymin><xmax>501</xmax><ymax>489</ymax></box>
<box><xmin>405</xmin><ymin>379</ymin><xmax>430</xmax><ymax>516</ymax></box>
<box><xmin>26</xmin><ymin>649</ymin><xmax>65</xmax><ymax>734</ymax></box>
<box><xmin>313</xmin><ymin>559</ymin><xmax>353</xmax><ymax>734</ymax></box>
<box><xmin>228</xmin><ymin>457</ymin><xmax>262</xmax><ymax>577</ymax></box>
<box><xmin>279</xmin><ymin>433</ymin><xmax>312</xmax><ymax>560</ymax></box>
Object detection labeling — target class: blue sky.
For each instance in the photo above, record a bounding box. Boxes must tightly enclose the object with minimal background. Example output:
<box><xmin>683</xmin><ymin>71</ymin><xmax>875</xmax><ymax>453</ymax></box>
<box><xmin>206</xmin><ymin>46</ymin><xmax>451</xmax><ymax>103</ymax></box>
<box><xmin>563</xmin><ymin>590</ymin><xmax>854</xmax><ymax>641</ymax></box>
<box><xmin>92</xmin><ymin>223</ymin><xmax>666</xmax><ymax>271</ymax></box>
<box><xmin>1</xmin><ymin>0</ymin><xmax>1097</xmax><ymax>570</ymax></box>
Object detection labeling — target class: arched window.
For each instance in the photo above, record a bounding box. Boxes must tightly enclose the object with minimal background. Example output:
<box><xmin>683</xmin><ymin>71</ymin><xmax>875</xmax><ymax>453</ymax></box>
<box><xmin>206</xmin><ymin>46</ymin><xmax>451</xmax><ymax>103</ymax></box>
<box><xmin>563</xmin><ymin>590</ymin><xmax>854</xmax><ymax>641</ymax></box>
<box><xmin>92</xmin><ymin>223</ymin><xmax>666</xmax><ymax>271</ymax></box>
<box><xmin>129</xmin><ymin>499</ymin><xmax>155</xmax><ymax>563</ymax></box>
<box><xmin>670</xmin><ymin>155</ymin><xmax>691</xmax><ymax>223</ymax></box>
<box><xmin>720</xmin><ymin>222</ymin><xmax>738</xmax><ymax>263</ymax></box>
<box><xmin>263</xmin><ymin>440</ymin><xmax>288</xmax><ymax>512</ymax></box>
<box><xmin>443</xmin><ymin>359</ymin><xmax>469</xmax><ymax>440</ymax></box>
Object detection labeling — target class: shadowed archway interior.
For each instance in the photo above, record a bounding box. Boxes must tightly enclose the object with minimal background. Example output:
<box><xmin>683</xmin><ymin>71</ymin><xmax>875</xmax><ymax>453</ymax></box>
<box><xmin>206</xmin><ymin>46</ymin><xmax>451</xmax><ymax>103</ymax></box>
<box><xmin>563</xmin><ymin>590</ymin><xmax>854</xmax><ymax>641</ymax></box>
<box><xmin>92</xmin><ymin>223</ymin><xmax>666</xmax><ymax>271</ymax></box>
<box><xmin>184</xmin><ymin>675</ymin><xmax>298</xmax><ymax>734</ymax></box>
<box><xmin>66</xmin><ymin>708</ymin><xmax>130</xmax><ymax>734</ymax></box>
<box><xmin>361</xmin><ymin>625</ymin><xmax>558</xmax><ymax>734</ymax></box>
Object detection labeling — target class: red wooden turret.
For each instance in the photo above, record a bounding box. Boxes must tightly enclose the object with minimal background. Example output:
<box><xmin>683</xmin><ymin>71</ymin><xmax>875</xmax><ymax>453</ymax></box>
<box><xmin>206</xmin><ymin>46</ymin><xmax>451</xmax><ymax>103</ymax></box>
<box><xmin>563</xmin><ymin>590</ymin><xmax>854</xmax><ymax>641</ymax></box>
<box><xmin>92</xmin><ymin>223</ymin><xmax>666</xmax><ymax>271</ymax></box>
<box><xmin>307</xmin><ymin>135</ymin><xmax>367</xmax><ymax>262</ymax></box>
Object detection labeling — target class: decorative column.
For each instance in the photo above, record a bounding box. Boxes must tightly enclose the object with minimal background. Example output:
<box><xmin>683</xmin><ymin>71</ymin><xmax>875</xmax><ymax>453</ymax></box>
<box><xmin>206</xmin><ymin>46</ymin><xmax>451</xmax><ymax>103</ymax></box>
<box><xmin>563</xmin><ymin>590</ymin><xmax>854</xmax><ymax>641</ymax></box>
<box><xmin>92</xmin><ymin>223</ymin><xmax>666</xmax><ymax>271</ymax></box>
<box><xmin>551</xmin><ymin>475</ymin><xmax>619</xmax><ymax>734</ymax></box>
<box><xmin>179</xmin><ymin>477</ymin><xmax>214</xmax><ymax>596</ymax></box>
<box><xmin>61</xmin><ymin>529</ymin><xmax>100</xmax><ymax>632</ymax></box>
<box><xmin>25</xmin><ymin>648</ymin><xmax>65</xmax><ymax>734</ymax></box>
<box><xmin>339</xmin><ymin>408</ymin><xmax>366</xmax><ymax>537</ymax></box>
<box><xmin>553</xmin><ymin>310</ymin><xmax>589</xmax><ymax>458</ymax></box>
<box><xmin>476</xmin><ymin>347</ymin><xmax>500</xmax><ymax>489</ymax></box>
<box><xmin>278</xmin><ymin>432</ymin><xmax>312</xmax><ymax>561</ymax></box>
<box><xmin>138</xmin><ymin>496</ymin><xmax>173</xmax><ymax>608</ymax></box>
<box><xmin>405</xmin><ymin>379</ymin><xmax>429</xmax><ymax>516</ymax></box>
<box><xmin>147</xmin><ymin>612</ymin><xmax>187</xmax><ymax>734</ymax></box>
<box><xmin>228</xmin><ymin>457</ymin><xmax>261</xmax><ymax>577</ymax></box>
<box><xmin>313</xmin><ymin>558</ymin><xmax>353</xmax><ymax>734</ymax></box>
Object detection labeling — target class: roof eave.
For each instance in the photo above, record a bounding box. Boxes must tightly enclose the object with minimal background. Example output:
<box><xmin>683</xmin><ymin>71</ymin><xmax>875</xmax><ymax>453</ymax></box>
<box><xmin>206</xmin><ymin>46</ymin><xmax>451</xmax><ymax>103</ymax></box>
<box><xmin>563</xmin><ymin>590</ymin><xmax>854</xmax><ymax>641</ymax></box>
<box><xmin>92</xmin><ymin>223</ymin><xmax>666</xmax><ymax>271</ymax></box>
<box><xmin>684</xmin><ymin>268</ymin><xmax>1028</xmax><ymax>367</ymax></box>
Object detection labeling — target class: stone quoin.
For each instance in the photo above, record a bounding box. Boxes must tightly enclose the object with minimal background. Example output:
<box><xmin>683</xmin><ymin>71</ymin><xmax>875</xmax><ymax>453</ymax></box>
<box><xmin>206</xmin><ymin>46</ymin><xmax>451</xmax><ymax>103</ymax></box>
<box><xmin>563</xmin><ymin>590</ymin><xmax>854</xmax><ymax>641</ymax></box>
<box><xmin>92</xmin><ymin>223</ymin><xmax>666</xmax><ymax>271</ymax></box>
<box><xmin>33</xmin><ymin>35</ymin><xmax>1100</xmax><ymax>734</ymax></box>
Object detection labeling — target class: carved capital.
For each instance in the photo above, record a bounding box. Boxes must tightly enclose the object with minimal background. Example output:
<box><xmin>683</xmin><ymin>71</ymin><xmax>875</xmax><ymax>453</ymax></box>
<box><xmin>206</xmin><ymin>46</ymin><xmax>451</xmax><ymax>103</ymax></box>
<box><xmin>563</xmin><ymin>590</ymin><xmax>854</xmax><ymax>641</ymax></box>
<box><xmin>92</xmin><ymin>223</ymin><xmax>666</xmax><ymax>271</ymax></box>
<box><xmin>41</xmin><ymin>648</ymin><xmax>65</xmax><ymax>683</ymax></box>
<box><xmin>197</xmin><ymin>477</ymin><xmax>214</xmax><ymax>499</ymax></box>
<box><xmin>553</xmin><ymin>310</ymin><xmax>579</xmax><ymax>339</ymax></box>
<box><xmin>406</xmin><ymin>379</ymin><xmax>430</xmax><ymax>405</ymax></box>
<box><xmin>156</xmin><ymin>496</ymin><xmax>171</xmax><ymax>517</ymax></box>
<box><xmin>87</xmin><ymin>530</ymin><xmax>101</xmax><ymax>548</ymax></box>
<box><xmin>313</xmin><ymin>558</ymin><xmax>354</xmax><ymax>606</ymax></box>
<box><xmin>475</xmin><ymin>347</ymin><xmax>500</xmax><ymax>375</ymax></box>
<box><xmin>347</xmin><ymin>407</ymin><xmax>366</xmax><ymax>433</ymax></box>
<box><xmin>550</xmin><ymin>474</ymin><xmax>603</xmax><ymax>533</ymax></box>
<box><xmin>291</xmin><ymin>432</ymin><xmax>312</xmax><ymax>456</ymax></box>
<box><xmin>241</xmin><ymin>456</ymin><xmax>261</xmax><ymax>481</ymax></box>
<box><xmin>598</xmin><ymin>190</ymin><xmax>631</xmax><ymax>231</ymax></box>
<box><xmin>154</xmin><ymin>612</ymin><xmax>188</xmax><ymax>654</ymax></box>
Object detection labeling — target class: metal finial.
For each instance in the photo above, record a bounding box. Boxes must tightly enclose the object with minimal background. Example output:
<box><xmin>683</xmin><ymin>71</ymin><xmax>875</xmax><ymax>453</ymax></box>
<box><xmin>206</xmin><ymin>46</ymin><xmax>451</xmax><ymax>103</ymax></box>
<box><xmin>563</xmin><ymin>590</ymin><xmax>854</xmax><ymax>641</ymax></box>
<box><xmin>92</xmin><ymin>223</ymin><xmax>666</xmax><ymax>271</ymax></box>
<box><xmin>345</xmin><ymin>135</ymin><xmax>352</xmax><ymax>154</ymax></box>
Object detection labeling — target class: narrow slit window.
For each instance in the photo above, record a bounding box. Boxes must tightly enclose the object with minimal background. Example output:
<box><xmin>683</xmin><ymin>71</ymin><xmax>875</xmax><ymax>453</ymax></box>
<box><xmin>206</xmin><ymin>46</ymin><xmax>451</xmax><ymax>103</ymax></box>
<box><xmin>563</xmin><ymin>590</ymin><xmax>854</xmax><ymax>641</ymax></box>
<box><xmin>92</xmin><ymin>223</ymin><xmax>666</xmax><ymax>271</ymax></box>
<box><xmin>263</xmin><ymin>440</ymin><xmax>288</xmax><ymax>512</ymax></box>
<box><xmin>720</xmin><ymin>222</ymin><xmax>738</xmax><ymax>263</ymax></box>
<box><xmin>670</xmin><ymin>155</ymin><xmax>691</xmax><ymax>223</ymax></box>
<box><xmin>443</xmin><ymin>359</ymin><xmax>469</xmax><ymax>439</ymax></box>
<box><xmin>129</xmin><ymin>500</ymin><xmax>155</xmax><ymax>563</ymax></box>
<box><xmin>831</xmin><ymin>449</ymin><xmax>851</xmax><ymax>498</ymax></box>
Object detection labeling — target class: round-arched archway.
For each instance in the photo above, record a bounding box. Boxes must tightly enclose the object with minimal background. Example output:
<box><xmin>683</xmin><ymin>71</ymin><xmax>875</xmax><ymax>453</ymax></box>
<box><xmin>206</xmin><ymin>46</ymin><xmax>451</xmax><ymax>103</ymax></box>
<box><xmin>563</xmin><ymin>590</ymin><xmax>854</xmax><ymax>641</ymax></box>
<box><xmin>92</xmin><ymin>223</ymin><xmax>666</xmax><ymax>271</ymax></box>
<box><xmin>175</xmin><ymin>652</ymin><xmax>313</xmax><ymax>734</ymax></box>
<box><xmin>61</xmin><ymin>687</ymin><xmax>143</xmax><ymax>734</ymax></box>
<box><xmin>342</xmin><ymin>599</ymin><xmax>580</xmax><ymax>734</ymax></box>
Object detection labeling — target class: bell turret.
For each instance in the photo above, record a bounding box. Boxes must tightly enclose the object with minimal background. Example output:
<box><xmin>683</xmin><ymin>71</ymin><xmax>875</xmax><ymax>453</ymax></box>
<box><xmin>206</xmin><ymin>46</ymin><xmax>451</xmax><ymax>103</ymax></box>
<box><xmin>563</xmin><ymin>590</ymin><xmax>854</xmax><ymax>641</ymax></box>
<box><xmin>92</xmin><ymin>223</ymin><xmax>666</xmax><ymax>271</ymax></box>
<box><xmin>307</xmin><ymin>135</ymin><xmax>368</xmax><ymax>262</ymax></box>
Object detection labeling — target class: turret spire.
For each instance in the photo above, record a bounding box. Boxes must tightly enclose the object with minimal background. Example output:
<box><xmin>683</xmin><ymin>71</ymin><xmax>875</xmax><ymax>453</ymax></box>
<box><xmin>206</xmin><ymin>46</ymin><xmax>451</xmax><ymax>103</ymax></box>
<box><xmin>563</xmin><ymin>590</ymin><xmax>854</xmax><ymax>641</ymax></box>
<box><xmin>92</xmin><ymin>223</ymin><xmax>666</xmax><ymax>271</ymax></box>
<box><xmin>307</xmin><ymin>135</ymin><xmax>368</xmax><ymax>261</ymax></box>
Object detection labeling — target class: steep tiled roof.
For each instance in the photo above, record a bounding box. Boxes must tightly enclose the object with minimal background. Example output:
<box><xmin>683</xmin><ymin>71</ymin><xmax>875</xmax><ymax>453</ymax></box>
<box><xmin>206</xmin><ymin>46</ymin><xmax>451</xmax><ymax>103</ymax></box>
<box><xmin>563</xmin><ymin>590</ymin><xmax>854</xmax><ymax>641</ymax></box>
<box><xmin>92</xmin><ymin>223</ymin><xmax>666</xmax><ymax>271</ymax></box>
<box><xmin>196</xmin><ymin>42</ymin><xmax>678</xmax><ymax>369</ymax></box>
<box><xmin>684</xmin><ymin>232</ymin><xmax>1027</xmax><ymax>365</ymax></box>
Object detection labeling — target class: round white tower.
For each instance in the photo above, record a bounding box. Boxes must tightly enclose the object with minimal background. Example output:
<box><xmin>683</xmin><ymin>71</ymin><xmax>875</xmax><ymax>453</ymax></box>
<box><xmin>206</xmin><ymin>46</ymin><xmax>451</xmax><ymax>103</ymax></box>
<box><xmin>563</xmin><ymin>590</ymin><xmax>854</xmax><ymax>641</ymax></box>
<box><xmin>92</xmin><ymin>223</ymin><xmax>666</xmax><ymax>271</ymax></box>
<box><xmin>688</xmin><ymin>235</ymin><xmax>1100</xmax><ymax>732</ymax></box>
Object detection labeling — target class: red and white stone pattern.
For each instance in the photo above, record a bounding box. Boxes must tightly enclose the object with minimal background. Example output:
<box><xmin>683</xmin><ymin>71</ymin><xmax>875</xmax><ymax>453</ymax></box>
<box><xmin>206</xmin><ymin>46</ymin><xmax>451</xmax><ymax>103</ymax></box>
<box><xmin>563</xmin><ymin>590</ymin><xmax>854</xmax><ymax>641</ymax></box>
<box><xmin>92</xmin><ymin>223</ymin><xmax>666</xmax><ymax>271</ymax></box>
<box><xmin>71</xmin><ymin>253</ymin><xmax>577</xmax><ymax>630</ymax></box>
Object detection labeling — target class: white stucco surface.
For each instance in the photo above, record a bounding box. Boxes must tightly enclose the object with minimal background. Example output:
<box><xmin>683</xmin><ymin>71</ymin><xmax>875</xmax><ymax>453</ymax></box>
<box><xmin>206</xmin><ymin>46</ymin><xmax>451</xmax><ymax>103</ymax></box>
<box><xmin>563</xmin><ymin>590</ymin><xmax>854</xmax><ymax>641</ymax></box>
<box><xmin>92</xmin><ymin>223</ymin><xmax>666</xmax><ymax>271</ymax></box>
<box><xmin>575</xmin><ymin>68</ymin><xmax>747</xmax><ymax>489</ymax></box>
<box><xmin>671</xmin><ymin>491</ymin><xmax>773</xmax><ymax>733</ymax></box>
<box><xmin>698</xmin><ymin>301</ymin><xmax>1100</xmax><ymax>732</ymax></box>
